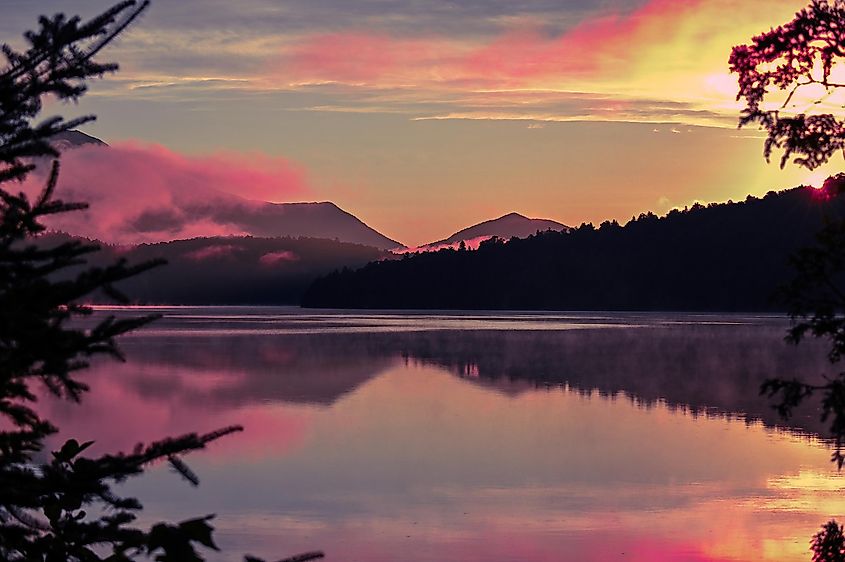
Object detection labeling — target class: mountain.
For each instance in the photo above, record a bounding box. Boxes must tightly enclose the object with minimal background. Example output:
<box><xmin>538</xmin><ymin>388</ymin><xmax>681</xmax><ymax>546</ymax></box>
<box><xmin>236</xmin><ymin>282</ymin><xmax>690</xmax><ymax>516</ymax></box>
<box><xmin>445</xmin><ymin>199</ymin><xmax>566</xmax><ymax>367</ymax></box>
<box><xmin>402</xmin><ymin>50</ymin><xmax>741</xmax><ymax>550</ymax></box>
<box><xmin>48</xmin><ymin>131</ymin><xmax>404</xmax><ymax>250</ymax></box>
<box><xmin>303</xmin><ymin>187</ymin><xmax>845</xmax><ymax>311</ymax></box>
<box><xmin>45</xmin><ymin>233</ymin><xmax>388</xmax><ymax>305</ymax></box>
<box><xmin>214</xmin><ymin>200</ymin><xmax>403</xmax><ymax>250</ymax></box>
<box><xmin>434</xmin><ymin>212</ymin><xmax>568</xmax><ymax>246</ymax></box>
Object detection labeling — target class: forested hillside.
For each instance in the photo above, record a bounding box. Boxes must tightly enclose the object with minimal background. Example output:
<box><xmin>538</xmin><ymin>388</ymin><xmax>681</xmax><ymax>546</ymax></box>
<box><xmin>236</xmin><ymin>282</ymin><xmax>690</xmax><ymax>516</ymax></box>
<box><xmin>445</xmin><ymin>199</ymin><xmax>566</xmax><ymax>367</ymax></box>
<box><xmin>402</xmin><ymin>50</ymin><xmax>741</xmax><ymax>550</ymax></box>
<box><xmin>42</xmin><ymin>234</ymin><xmax>387</xmax><ymax>304</ymax></box>
<box><xmin>303</xmin><ymin>187</ymin><xmax>845</xmax><ymax>311</ymax></box>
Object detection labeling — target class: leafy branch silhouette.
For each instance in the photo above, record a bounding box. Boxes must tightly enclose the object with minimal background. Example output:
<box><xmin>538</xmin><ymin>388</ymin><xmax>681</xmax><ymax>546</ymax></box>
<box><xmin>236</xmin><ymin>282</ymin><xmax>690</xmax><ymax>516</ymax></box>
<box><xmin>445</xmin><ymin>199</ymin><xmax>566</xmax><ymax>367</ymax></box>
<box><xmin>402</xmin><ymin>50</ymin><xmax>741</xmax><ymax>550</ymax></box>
<box><xmin>732</xmin><ymin>2</ymin><xmax>845</xmax><ymax>559</ymax></box>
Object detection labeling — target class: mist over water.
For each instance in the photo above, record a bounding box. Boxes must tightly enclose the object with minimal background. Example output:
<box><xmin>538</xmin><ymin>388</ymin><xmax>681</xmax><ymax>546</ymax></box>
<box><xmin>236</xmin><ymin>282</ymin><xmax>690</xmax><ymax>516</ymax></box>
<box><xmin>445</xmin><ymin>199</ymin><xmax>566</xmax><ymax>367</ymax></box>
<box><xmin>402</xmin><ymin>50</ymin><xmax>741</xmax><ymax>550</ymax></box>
<box><xmin>47</xmin><ymin>308</ymin><xmax>845</xmax><ymax>561</ymax></box>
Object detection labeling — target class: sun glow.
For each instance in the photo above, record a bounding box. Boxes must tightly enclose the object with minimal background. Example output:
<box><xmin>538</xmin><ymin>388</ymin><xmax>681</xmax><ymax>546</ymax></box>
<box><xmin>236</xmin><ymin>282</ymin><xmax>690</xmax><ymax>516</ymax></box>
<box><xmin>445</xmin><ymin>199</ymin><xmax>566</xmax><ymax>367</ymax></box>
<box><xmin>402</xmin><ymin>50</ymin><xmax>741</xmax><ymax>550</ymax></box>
<box><xmin>802</xmin><ymin>171</ymin><xmax>830</xmax><ymax>189</ymax></box>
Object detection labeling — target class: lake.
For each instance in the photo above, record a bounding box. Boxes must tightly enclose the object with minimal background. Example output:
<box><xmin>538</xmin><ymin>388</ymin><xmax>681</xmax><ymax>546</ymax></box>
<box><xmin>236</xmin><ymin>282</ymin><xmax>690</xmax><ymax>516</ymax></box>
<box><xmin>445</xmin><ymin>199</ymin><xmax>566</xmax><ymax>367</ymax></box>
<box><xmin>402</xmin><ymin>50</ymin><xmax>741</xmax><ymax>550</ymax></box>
<box><xmin>43</xmin><ymin>308</ymin><xmax>845</xmax><ymax>561</ymax></box>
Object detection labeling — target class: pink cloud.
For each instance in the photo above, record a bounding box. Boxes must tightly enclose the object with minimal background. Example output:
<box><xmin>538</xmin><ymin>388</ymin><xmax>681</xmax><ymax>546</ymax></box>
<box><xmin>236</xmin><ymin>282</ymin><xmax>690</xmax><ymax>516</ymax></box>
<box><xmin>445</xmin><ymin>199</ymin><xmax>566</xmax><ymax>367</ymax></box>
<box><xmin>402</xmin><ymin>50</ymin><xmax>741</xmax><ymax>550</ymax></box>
<box><xmin>281</xmin><ymin>32</ymin><xmax>463</xmax><ymax>86</ymax></box>
<box><xmin>280</xmin><ymin>0</ymin><xmax>707</xmax><ymax>87</ymax></box>
<box><xmin>23</xmin><ymin>142</ymin><xmax>309</xmax><ymax>244</ymax></box>
<box><xmin>289</xmin><ymin>34</ymin><xmax>401</xmax><ymax>82</ymax></box>
<box><xmin>460</xmin><ymin>30</ymin><xmax>596</xmax><ymax>81</ymax></box>
<box><xmin>259</xmin><ymin>250</ymin><xmax>299</xmax><ymax>266</ymax></box>
<box><xmin>462</xmin><ymin>0</ymin><xmax>704</xmax><ymax>80</ymax></box>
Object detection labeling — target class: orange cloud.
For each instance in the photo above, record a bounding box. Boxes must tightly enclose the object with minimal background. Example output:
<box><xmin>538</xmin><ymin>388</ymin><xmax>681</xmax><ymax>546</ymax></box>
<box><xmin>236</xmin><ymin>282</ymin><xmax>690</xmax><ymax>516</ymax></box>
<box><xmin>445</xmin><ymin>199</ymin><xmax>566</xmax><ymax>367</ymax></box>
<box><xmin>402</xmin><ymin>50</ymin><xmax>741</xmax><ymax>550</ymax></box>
<box><xmin>461</xmin><ymin>0</ymin><xmax>706</xmax><ymax>82</ymax></box>
<box><xmin>272</xmin><ymin>0</ymin><xmax>804</xmax><ymax>125</ymax></box>
<box><xmin>284</xmin><ymin>0</ymin><xmax>711</xmax><ymax>86</ymax></box>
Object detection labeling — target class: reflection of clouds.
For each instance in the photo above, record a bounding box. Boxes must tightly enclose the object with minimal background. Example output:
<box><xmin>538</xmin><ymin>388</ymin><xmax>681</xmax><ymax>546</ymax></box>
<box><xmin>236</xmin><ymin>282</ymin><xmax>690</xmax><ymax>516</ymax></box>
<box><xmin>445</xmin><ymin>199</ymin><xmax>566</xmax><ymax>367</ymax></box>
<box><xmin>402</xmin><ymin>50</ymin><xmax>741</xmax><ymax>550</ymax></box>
<box><xmin>42</xmin><ymin>361</ymin><xmax>312</xmax><ymax>460</ymax></box>
<box><xmin>116</xmin><ymin>334</ymin><xmax>397</xmax><ymax>406</ymax></box>
<box><xmin>79</xmin><ymin>309</ymin><xmax>836</xmax><ymax>435</ymax></box>
<box><xmin>392</xmin><ymin>324</ymin><xmax>833</xmax><ymax>435</ymax></box>
<box><xmin>40</xmin><ymin>310</ymin><xmax>845</xmax><ymax>561</ymax></box>
<box><xmin>112</xmin><ymin>365</ymin><xmax>844</xmax><ymax>562</ymax></box>
<box><xmin>211</xmin><ymin>514</ymin><xmax>745</xmax><ymax>562</ymax></box>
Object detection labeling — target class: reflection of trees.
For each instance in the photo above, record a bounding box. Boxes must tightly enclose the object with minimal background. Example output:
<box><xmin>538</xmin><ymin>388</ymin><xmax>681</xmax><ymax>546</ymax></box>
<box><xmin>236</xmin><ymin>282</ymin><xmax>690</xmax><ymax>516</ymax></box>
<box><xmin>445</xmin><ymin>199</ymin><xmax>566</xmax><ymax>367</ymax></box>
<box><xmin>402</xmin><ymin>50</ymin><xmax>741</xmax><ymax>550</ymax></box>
<box><xmin>393</xmin><ymin>327</ymin><xmax>832</xmax><ymax>435</ymax></box>
<box><xmin>115</xmin><ymin>334</ymin><xmax>397</xmax><ymax>406</ymax></box>
<box><xmin>99</xmin><ymin>323</ymin><xmax>833</xmax><ymax>437</ymax></box>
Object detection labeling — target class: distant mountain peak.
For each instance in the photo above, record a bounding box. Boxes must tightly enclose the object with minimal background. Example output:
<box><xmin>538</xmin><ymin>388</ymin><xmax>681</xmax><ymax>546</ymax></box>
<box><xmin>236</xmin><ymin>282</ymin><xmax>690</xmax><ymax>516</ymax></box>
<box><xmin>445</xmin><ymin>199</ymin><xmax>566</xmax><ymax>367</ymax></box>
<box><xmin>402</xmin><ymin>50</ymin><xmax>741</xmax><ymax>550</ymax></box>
<box><xmin>250</xmin><ymin>200</ymin><xmax>404</xmax><ymax>250</ymax></box>
<box><xmin>427</xmin><ymin>212</ymin><xmax>568</xmax><ymax>248</ymax></box>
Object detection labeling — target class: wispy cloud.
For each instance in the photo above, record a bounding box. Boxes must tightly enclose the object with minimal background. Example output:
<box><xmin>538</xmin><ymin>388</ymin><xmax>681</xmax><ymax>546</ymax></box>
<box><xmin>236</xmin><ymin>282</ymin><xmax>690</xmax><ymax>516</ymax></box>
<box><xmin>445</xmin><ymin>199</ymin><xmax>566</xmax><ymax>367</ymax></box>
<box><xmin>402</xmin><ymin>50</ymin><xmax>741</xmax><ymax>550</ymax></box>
<box><xmin>12</xmin><ymin>0</ymin><xmax>821</xmax><ymax>131</ymax></box>
<box><xmin>247</xmin><ymin>0</ymin><xmax>808</xmax><ymax>125</ymax></box>
<box><xmin>17</xmin><ymin>0</ymin><xmax>803</xmax><ymax>127</ymax></box>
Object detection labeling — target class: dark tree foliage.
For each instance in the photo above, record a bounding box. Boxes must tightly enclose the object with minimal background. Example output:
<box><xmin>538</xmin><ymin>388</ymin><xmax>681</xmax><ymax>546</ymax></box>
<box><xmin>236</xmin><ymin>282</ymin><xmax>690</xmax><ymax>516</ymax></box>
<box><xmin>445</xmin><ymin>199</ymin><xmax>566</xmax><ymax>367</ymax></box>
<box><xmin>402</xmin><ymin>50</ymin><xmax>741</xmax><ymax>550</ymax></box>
<box><xmin>732</xmin><ymin>2</ymin><xmax>845</xmax><ymax>559</ymax></box>
<box><xmin>731</xmin><ymin>0</ymin><xmax>845</xmax><ymax>170</ymax></box>
<box><xmin>47</xmin><ymin>233</ymin><xmax>389</xmax><ymax>305</ymax></box>
<box><xmin>303</xmin><ymin>187</ymin><xmax>845</xmax><ymax>311</ymax></box>
<box><xmin>0</xmin><ymin>3</ymin><xmax>322</xmax><ymax>561</ymax></box>
<box><xmin>814</xmin><ymin>521</ymin><xmax>845</xmax><ymax>562</ymax></box>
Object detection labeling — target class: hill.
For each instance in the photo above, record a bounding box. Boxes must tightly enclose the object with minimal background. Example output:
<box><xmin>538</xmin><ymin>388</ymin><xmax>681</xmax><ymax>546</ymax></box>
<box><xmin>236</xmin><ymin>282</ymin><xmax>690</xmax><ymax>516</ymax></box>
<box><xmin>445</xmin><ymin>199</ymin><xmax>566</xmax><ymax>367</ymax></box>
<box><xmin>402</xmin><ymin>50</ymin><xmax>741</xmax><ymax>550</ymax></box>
<box><xmin>404</xmin><ymin>212</ymin><xmax>569</xmax><ymax>253</ymax></box>
<box><xmin>45</xmin><ymin>233</ymin><xmax>388</xmax><ymax>304</ymax></box>
<box><xmin>303</xmin><ymin>187</ymin><xmax>845</xmax><ymax>311</ymax></box>
<box><xmin>215</xmin><ymin>200</ymin><xmax>403</xmax><ymax>250</ymax></box>
<box><xmin>434</xmin><ymin>212</ymin><xmax>568</xmax><ymax>246</ymax></box>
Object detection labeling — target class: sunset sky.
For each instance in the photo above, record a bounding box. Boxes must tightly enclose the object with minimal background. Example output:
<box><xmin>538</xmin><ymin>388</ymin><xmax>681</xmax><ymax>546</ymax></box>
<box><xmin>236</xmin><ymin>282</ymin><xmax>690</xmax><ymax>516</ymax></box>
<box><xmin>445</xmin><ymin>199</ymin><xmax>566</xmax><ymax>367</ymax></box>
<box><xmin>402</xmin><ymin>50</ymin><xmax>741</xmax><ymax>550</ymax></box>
<box><xmin>5</xmin><ymin>0</ymin><xmax>840</xmax><ymax>246</ymax></box>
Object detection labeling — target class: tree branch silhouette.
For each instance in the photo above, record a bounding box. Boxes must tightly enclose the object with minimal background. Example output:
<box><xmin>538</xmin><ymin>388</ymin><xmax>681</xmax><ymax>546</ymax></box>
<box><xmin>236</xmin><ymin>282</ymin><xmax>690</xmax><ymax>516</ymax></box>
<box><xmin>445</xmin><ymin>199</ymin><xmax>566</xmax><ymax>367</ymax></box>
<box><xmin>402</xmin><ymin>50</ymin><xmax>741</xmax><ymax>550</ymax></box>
<box><xmin>0</xmin><ymin>3</ymin><xmax>323</xmax><ymax>561</ymax></box>
<box><xmin>732</xmin><ymin>2</ymin><xmax>845</xmax><ymax>559</ymax></box>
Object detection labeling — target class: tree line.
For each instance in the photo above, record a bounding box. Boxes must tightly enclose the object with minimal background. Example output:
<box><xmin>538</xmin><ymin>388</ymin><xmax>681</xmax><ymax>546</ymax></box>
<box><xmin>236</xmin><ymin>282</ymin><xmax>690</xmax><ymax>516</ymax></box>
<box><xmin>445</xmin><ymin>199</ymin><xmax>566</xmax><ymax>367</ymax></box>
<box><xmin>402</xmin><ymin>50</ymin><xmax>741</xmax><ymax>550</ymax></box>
<box><xmin>303</xmin><ymin>186</ymin><xmax>845</xmax><ymax>311</ymax></box>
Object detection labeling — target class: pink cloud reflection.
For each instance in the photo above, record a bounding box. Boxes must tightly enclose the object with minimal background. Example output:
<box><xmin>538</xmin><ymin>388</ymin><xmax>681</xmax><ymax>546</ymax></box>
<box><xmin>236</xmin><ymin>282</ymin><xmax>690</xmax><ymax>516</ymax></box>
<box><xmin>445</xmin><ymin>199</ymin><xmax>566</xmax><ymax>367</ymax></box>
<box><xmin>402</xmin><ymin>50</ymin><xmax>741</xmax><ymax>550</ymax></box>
<box><xmin>38</xmin><ymin>362</ymin><xmax>310</xmax><ymax>460</ymax></box>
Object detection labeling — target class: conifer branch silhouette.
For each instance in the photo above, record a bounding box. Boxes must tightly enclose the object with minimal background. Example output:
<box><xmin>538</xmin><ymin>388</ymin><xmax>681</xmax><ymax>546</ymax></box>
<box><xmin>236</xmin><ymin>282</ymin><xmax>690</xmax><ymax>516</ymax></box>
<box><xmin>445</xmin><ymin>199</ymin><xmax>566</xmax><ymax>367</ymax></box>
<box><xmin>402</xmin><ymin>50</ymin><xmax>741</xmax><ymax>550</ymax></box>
<box><xmin>0</xmin><ymin>2</ymin><xmax>323</xmax><ymax>561</ymax></box>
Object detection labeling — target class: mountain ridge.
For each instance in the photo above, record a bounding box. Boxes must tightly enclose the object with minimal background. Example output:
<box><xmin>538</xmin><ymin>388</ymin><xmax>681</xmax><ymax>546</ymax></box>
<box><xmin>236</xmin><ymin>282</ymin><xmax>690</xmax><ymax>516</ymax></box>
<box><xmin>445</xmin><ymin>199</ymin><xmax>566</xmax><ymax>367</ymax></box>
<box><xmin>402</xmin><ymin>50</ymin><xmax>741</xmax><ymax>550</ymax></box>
<box><xmin>43</xmin><ymin>231</ymin><xmax>388</xmax><ymax>305</ymax></box>
<box><xmin>51</xmin><ymin>131</ymin><xmax>404</xmax><ymax>250</ymax></box>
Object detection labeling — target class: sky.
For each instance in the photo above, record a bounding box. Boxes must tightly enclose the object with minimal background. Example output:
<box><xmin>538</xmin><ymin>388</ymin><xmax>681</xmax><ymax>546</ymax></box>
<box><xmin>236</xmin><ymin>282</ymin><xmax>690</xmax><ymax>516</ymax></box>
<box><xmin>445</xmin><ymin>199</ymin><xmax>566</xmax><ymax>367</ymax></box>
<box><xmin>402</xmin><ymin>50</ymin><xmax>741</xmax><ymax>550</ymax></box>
<box><xmin>4</xmin><ymin>0</ymin><xmax>841</xmax><ymax>246</ymax></box>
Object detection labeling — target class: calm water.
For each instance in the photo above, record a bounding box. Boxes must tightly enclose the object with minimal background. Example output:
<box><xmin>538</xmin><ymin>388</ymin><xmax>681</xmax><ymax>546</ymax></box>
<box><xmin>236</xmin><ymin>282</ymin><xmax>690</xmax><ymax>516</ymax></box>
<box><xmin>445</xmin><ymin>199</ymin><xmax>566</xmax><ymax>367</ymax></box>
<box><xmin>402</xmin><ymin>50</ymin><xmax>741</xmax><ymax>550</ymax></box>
<box><xmin>42</xmin><ymin>308</ymin><xmax>845</xmax><ymax>561</ymax></box>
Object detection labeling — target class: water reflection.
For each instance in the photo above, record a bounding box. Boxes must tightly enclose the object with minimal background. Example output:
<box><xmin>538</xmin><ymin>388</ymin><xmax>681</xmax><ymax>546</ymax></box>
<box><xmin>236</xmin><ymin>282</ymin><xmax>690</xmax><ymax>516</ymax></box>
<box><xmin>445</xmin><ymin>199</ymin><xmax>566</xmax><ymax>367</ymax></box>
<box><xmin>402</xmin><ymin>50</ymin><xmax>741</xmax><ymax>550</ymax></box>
<box><xmin>43</xmin><ymin>309</ymin><xmax>845</xmax><ymax>561</ymax></box>
<box><xmin>79</xmin><ymin>309</ymin><xmax>834</xmax><ymax>433</ymax></box>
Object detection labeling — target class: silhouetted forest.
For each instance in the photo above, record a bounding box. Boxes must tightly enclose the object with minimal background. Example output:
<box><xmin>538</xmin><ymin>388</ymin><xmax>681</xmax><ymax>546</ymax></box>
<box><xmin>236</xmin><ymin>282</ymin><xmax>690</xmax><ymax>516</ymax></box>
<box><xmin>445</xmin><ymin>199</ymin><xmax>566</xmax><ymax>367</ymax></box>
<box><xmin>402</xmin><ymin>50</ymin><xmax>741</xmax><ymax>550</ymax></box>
<box><xmin>42</xmin><ymin>233</ymin><xmax>387</xmax><ymax>304</ymax></box>
<box><xmin>303</xmin><ymin>187</ymin><xmax>845</xmax><ymax>310</ymax></box>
